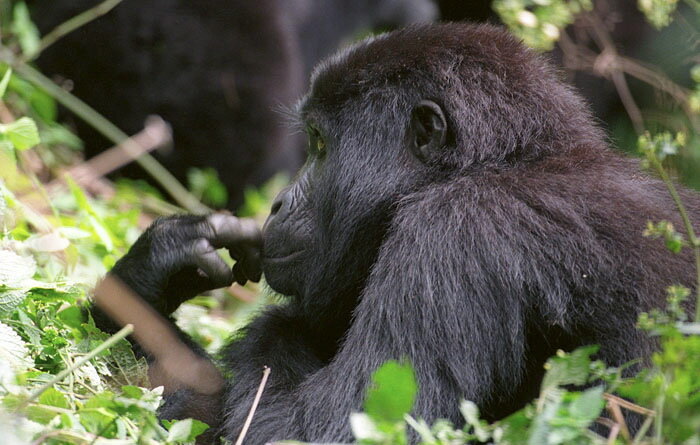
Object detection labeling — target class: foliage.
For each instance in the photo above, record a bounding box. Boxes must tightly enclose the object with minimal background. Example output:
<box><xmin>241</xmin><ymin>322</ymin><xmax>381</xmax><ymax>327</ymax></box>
<box><xmin>186</xmin><ymin>167</ymin><xmax>228</xmax><ymax>209</ymax></box>
<box><xmin>0</xmin><ymin>131</ymin><xmax>215</xmax><ymax>442</ymax></box>
<box><xmin>492</xmin><ymin>0</ymin><xmax>592</xmax><ymax>49</ymax></box>
<box><xmin>637</xmin><ymin>0</ymin><xmax>679</xmax><ymax>29</ymax></box>
<box><xmin>349</xmin><ymin>348</ymin><xmax>609</xmax><ymax>445</ymax></box>
<box><xmin>0</xmin><ymin>3</ymin><xmax>221</xmax><ymax>442</ymax></box>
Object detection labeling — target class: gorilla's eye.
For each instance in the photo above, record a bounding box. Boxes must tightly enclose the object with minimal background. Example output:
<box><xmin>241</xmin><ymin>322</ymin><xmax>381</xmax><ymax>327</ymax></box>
<box><xmin>308</xmin><ymin>126</ymin><xmax>326</xmax><ymax>155</ymax></box>
<box><xmin>316</xmin><ymin>135</ymin><xmax>326</xmax><ymax>152</ymax></box>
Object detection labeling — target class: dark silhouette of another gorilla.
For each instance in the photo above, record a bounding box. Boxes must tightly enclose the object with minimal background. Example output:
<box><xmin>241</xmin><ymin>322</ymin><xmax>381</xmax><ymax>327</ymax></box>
<box><xmin>97</xmin><ymin>23</ymin><xmax>697</xmax><ymax>443</ymax></box>
<box><xmin>30</xmin><ymin>0</ymin><xmax>436</xmax><ymax>208</ymax></box>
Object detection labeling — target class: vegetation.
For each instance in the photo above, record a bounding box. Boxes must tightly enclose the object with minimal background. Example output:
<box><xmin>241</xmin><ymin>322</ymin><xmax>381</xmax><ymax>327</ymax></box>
<box><xmin>0</xmin><ymin>0</ymin><xmax>698</xmax><ymax>444</ymax></box>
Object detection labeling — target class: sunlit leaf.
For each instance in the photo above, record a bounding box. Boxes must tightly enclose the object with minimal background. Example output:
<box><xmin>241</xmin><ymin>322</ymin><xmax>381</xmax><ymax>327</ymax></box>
<box><xmin>364</xmin><ymin>360</ymin><xmax>417</xmax><ymax>423</ymax></box>
<box><xmin>0</xmin><ymin>117</ymin><xmax>41</xmax><ymax>151</ymax></box>
<box><xmin>0</xmin><ymin>321</ymin><xmax>31</xmax><ymax>371</ymax></box>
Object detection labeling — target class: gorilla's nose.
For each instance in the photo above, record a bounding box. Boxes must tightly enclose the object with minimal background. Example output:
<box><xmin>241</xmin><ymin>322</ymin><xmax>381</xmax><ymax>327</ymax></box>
<box><xmin>264</xmin><ymin>187</ymin><xmax>293</xmax><ymax>232</ymax></box>
<box><xmin>270</xmin><ymin>195</ymin><xmax>284</xmax><ymax>216</ymax></box>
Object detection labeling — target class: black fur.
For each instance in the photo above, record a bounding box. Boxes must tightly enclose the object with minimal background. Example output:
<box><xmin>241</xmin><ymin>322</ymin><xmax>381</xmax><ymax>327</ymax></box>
<box><xmin>30</xmin><ymin>0</ymin><xmax>436</xmax><ymax>208</ymax></box>
<box><xmin>104</xmin><ymin>23</ymin><xmax>697</xmax><ymax>443</ymax></box>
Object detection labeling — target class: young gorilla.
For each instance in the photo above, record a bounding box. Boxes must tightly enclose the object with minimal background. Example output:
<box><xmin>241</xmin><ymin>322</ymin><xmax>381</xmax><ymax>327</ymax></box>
<box><xmin>99</xmin><ymin>23</ymin><xmax>698</xmax><ymax>442</ymax></box>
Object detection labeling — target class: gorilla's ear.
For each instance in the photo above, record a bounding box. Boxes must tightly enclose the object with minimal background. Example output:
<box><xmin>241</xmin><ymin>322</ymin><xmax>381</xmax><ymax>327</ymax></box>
<box><xmin>409</xmin><ymin>100</ymin><xmax>447</xmax><ymax>163</ymax></box>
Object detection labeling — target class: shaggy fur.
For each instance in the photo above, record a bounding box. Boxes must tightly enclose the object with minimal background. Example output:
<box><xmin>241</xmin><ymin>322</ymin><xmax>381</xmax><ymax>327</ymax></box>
<box><xmin>103</xmin><ymin>23</ymin><xmax>697</xmax><ymax>443</ymax></box>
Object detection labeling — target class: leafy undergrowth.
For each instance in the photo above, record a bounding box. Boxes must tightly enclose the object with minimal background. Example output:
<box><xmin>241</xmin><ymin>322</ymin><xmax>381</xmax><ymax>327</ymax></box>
<box><xmin>0</xmin><ymin>134</ymin><xmax>216</xmax><ymax>442</ymax></box>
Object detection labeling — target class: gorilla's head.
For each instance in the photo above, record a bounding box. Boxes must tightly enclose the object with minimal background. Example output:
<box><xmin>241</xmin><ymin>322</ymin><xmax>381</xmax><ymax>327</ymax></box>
<box><xmin>262</xmin><ymin>23</ymin><xmax>603</xmax><ymax>307</ymax></box>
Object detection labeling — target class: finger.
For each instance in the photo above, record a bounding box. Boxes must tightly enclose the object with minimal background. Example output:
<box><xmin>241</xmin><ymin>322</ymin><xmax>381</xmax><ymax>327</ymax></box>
<box><xmin>241</xmin><ymin>246</ymin><xmax>262</xmax><ymax>282</ymax></box>
<box><xmin>189</xmin><ymin>238</ymin><xmax>234</xmax><ymax>289</ymax></box>
<box><xmin>206</xmin><ymin>214</ymin><xmax>262</xmax><ymax>249</ymax></box>
<box><xmin>232</xmin><ymin>262</ymin><xmax>248</xmax><ymax>286</ymax></box>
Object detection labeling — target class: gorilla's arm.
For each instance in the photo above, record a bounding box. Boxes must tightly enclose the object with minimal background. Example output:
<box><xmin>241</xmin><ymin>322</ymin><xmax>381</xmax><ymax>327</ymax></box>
<box><xmin>89</xmin><ymin>214</ymin><xmax>262</xmax><ymax>432</ymax></box>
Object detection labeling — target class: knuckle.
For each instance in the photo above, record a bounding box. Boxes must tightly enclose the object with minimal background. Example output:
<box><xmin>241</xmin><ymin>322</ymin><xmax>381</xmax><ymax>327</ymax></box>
<box><xmin>193</xmin><ymin>238</ymin><xmax>214</xmax><ymax>255</ymax></box>
<box><xmin>208</xmin><ymin>213</ymin><xmax>240</xmax><ymax>234</ymax></box>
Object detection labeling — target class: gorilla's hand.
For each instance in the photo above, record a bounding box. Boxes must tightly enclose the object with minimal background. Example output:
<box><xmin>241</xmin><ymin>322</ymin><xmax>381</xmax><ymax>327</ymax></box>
<box><xmin>110</xmin><ymin>214</ymin><xmax>262</xmax><ymax>315</ymax></box>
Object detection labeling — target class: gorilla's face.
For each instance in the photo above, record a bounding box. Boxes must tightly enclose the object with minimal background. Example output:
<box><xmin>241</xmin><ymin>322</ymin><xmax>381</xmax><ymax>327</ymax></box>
<box><xmin>262</xmin><ymin>71</ymin><xmax>449</xmax><ymax>299</ymax></box>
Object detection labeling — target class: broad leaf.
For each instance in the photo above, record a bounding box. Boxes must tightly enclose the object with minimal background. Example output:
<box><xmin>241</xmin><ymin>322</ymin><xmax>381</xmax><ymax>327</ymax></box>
<box><xmin>364</xmin><ymin>360</ymin><xmax>417</xmax><ymax>423</ymax></box>
<box><xmin>0</xmin><ymin>321</ymin><xmax>31</xmax><ymax>371</ymax></box>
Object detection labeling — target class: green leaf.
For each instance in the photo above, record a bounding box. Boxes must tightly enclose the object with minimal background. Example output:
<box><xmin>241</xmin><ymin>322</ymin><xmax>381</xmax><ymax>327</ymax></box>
<box><xmin>527</xmin><ymin>395</ymin><xmax>562</xmax><ymax>445</ymax></box>
<box><xmin>0</xmin><ymin>287</ymin><xmax>27</xmax><ymax>315</ymax></box>
<box><xmin>167</xmin><ymin>418</ymin><xmax>193</xmax><ymax>442</ymax></box>
<box><xmin>541</xmin><ymin>346</ymin><xmax>598</xmax><ymax>391</ymax></box>
<box><xmin>163</xmin><ymin>418</ymin><xmax>209</xmax><ymax>442</ymax></box>
<box><xmin>0</xmin><ymin>321</ymin><xmax>31</xmax><ymax>371</ymax></box>
<box><xmin>11</xmin><ymin>2</ymin><xmax>41</xmax><ymax>59</ymax></box>
<box><xmin>0</xmin><ymin>117</ymin><xmax>41</xmax><ymax>151</ymax></box>
<box><xmin>187</xmin><ymin>167</ymin><xmax>228</xmax><ymax>207</ymax></box>
<box><xmin>0</xmin><ymin>249</ymin><xmax>37</xmax><ymax>285</ymax></box>
<box><xmin>29</xmin><ymin>87</ymin><xmax>57</xmax><ymax>123</ymax></box>
<box><xmin>364</xmin><ymin>360</ymin><xmax>417</xmax><ymax>423</ymax></box>
<box><xmin>57</xmin><ymin>306</ymin><xmax>85</xmax><ymax>329</ymax></box>
<box><xmin>188</xmin><ymin>419</ymin><xmax>209</xmax><ymax>441</ymax></box>
<box><xmin>26</xmin><ymin>404</ymin><xmax>60</xmax><ymax>425</ymax></box>
<box><xmin>0</xmin><ymin>68</ymin><xmax>11</xmax><ymax>99</ymax></box>
<box><xmin>121</xmin><ymin>385</ymin><xmax>144</xmax><ymax>399</ymax></box>
<box><xmin>39</xmin><ymin>387</ymin><xmax>70</xmax><ymax>409</ymax></box>
<box><xmin>66</xmin><ymin>176</ymin><xmax>115</xmax><ymax>251</ymax></box>
<box><xmin>79</xmin><ymin>407</ymin><xmax>117</xmax><ymax>435</ymax></box>
<box><xmin>569</xmin><ymin>386</ymin><xmax>605</xmax><ymax>422</ymax></box>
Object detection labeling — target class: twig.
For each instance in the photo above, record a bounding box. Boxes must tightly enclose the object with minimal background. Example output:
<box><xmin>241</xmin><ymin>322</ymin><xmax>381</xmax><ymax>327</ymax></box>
<box><xmin>7</xmin><ymin>61</ymin><xmax>209</xmax><ymax>214</ymax></box>
<box><xmin>648</xmin><ymin>154</ymin><xmax>700</xmax><ymax>321</ymax></box>
<box><xmin>37</xmin><ymin>116</ymin><xmax>181</xmax><ymax>217</ymax></box>
<box><xmin>605</xmin><ymin>396</ymin><xmax>631</xmax><ymax>441</ymax></box>
<box><xmin>595</xmin><ymin>417</ymin><xmax>620</xmax><ymax>445</ymax></box>
<box><xmin>47</xmin><ymin>115</ymin><xmax>172</xmax><ymax>193</ymax></box>
<box><xmin>654</xmin><ymin>382</ymin><xmax>665</xmax><ymax>445</ymax></box>
<box><xmin>94</xmin><ymin>275</ymin><xmax>225</xmax><ymax>394</ymax></box>
<box><xmin>633</xmin><ymin>415</ymin><xmax>655</xmax><ymax>444</ymax></box>
<box><xmin>79</xmin><ymin>115</ymin><xmax>171</xmax><ymax>178</ymax></box>
<box><xmin>234</xmin><ymin>366</ymin><xmax>271</xmax><ymax>445</ymax></box>
<box><xmin>610</xmin><ymin>70</ymin><xmax>645</xmax><ymax>134</ymax></box>
<box><xmin>603</xmin><ymin>393</ymin><xmax>655</xmax><ymax>417</ymax></box>
<box><xmin>586</xmin><ymin>14</ymin><xmax>645</xmax><ymax>134</ymax></box>
<box><xmin>31</xmin><ymin>0</ymin><xmax>125</xmax><ymax>60</ymax></box>
<box><xmin>17</xmin><ymin>324</ymin><xmax>134</xmax><ymax>411</ymax></box>
<box><xmin>617</xmin><ymin>57</ymin><xmax>692</xmax><ymax>106</ymax></box>
<box><xmin>556</xmin><ymin>16</ymin><xmax>700</xmax><ymax>135</ymax></box>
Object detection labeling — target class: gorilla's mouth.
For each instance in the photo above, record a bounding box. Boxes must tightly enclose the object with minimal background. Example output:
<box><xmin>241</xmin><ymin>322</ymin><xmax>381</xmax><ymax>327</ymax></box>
<box><xmin>263</xmin><ymin>250</ymin><xmax>304</xmax><ymax>263</ymax></box>
<box><xmin>261</xmin><ymin>248</ymin><xmax>306</xmax><ymax>296</ymax></box>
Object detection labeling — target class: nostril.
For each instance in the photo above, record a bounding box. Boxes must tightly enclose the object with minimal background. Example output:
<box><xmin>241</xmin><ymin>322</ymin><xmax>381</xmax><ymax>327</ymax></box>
<box><xmin>270</xmin><ymin>198</ymin><xmax>283</xmax><ymax>215</ymax></box>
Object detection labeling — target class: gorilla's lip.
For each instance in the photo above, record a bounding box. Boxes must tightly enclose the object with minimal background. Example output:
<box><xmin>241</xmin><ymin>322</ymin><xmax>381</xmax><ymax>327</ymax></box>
<box><xmin>262</xmin><ymin>249</ymin><xmax>304</xmax><ymax>263</ymax></box>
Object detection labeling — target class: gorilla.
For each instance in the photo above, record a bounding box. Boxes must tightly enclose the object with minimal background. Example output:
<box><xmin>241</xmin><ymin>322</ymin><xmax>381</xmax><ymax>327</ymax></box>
<box><xmin>94</xmin><ymin>23</ymin><xmax>697</xmax><ymax>443</ymax></box>
<box><xmin>30</xmin><ymin>0</ymin><xmax>437</xmax><ymax>208</ymax></box>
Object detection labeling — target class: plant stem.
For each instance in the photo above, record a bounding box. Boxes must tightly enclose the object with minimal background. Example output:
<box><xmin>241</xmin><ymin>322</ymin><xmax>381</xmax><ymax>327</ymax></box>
<box><xmin>649</xmin><ymin>155</ymin><xmax>700</xmax><ymax>322</ymax></box>
<box><xmin>9</xmin><ymin>62</ymin><xmax>209</xmax><ymax>214</ymax></box>
<box><xmin>17</xmin><ymin>324</ymin><xmax>133</xmax><ymax>411</ymax></box>
<box><xmin>31</xmin><ymin>0</ymin><xmax>124</xmax><ymax>60</ymax></box>
<box><xmin>654</xmin><ymin>377</ymin><xmax>666</xmax><ymax>445</ymax></box>
<box><xmin>234</xmin><ymin>366</ymin><xmax>271</xmax><ymax>445</ymax></box>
